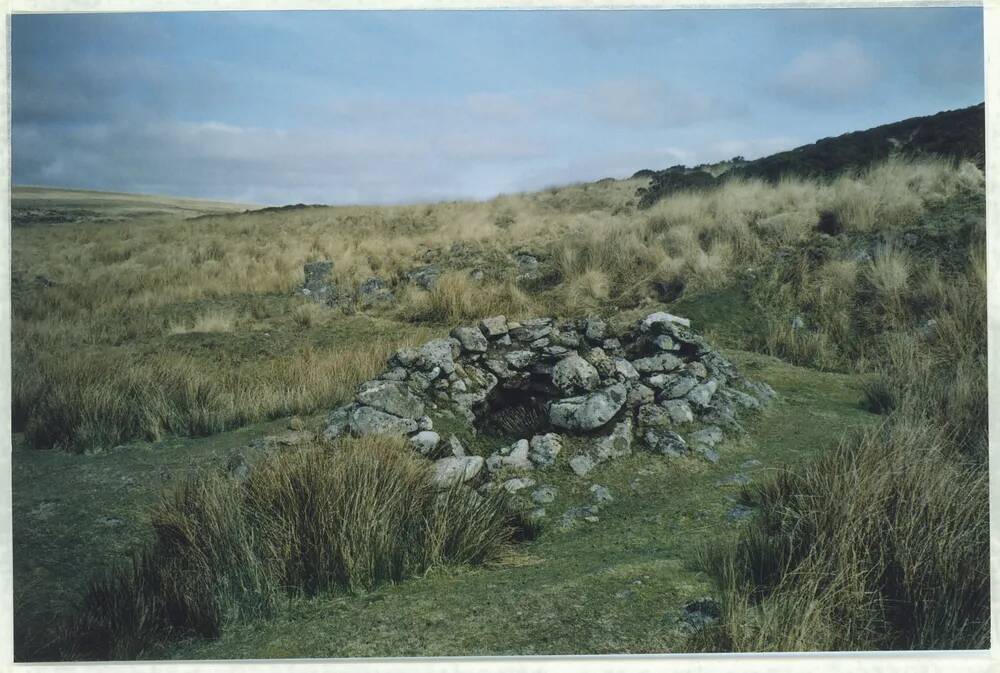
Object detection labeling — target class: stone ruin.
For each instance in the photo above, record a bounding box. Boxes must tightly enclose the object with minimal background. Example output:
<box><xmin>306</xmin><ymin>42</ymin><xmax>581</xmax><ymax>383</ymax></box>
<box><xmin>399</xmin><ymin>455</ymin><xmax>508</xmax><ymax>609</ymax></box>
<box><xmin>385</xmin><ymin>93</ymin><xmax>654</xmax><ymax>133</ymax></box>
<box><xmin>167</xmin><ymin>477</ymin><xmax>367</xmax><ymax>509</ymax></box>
<box><xmin>323</xmin><ymin>311</ymin><xmax>776</xmax><ymax>492</ymax></box>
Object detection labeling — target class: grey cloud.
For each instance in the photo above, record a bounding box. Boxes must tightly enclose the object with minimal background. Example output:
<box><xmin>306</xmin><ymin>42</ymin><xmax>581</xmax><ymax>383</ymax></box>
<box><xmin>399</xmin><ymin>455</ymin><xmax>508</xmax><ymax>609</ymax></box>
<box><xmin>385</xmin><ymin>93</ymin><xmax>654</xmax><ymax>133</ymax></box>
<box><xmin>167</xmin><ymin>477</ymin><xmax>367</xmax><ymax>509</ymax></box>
<box><xmin>773</xmin><ymin>40</ymin><xmax>881</xmax><ymax>105</ymax></box>
<box><xmin>13</xmin><ymin>119</ymin><xmax>546</xmax><ymax>205</ymax></box>
<box><xmin>585</xmin><ymin>79</ymin><xmax>744</xmax><ymax>129</ymax></box>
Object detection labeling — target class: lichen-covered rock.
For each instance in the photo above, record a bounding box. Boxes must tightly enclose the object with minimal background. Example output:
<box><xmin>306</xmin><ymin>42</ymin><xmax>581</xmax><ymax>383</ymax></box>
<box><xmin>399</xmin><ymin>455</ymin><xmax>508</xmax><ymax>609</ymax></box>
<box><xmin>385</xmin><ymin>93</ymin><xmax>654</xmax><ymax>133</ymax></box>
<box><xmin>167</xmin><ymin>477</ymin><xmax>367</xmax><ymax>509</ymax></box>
<box><xmin>626</xmin><ymin>383</ymin><xmax>655</xmax><ymax>408</ymax></box>
<box><xmin>550</xmin><ymin>384</ymin><xmax>627</xmax><ymax>431</ymax></box>
<box><xmin>689</xmin><ymin>425</ymin><xmax>723</xmax><ymax>449</ymax></box>
<box><xmin>595</xmin><ymin>418</ymin><xmax>632</xmax><ymax>462</ymax></box>
<box><xmin>637</xmin><ymin>404</ymin><xmax>670</xmax><ymax>428</ymax></box>
<box><xmin>529</xmin><ymin>433</ymin><xmax>563</xmax><ymax>467</ymax></box>
<box><xmin>356</xmin><ymin>380</ymin><xmax>425</xmax><ymax>419</ymax></box>
<box><xmin>532</xmin><ymin>485</ymin><xmax>557</xmax><ymax>504</ymax></box>
<box><xmin>510</xmin><ymin>318</ymin><xmax>552</xmax><ymax>342</ymax></box>
<box><xmin>322</xmin><ymin>405</ymin><xmax>352</xmax><ymax>440</ymax></box>
<box><xmin>584</xmin><ymin>316</ymin><xmax>607</xmax><ymax>342</ymax></box>
<box><xmin>661</xmin><ymin>399</ymin><xmax>694</xmax><ymax>425</ymax></box>
<box><xmin>584</xmin><ymin>347</ymin><xmax>615</xmax><ymax>378</ymax></box>
<box><xmin>644</xmin><ymin>427</ymin><xmax>687</xmax><ymax>457</ymax></box>
<box><xmin>348</xmin><ymin>406</ymin><xmax>418</xmax><ymax>437</ymax></box>
<box><xmin>665</xmin><ymin>376</ymin><xmax>698</xmax><ymax>399</ymax></box>
<box><xmin>407</xmin><ymin>265</ymin><xmax>441</xmax><ymax>290</ymax></box>
<box><xmin>505</xmin><ymin>350</ymin><xmax>536</xmax><ymax>369</ymax></box>
<box><xmin>569</xmin><ymin>453</ymin><xmax>596</xmax><ymax>477</ymax></box>
<box><xmin>301</xmin><ymin>260</ymin><xmax>337</xmax><ymax>302</ymax></box>
<box><xmin>479</xmin><ymin>315</ymin><xmax>509</xmax><ymax>337</ymax></box>
<box><xmin>552</xmin><ymin>353</ymin><xmax>600</xmax><ymax>395</ymax></box>
<box><xmin>502</xmin><ymin>477</ymin><xmax>536</xmax><ymax>493</ymax></box>
<box><xmin>357</xmin><ymin>277</ymin><xmax>394</xmax><ymax>307</ymax></box>
<box><xmin>687</xmin><ymin>380</ymin><xmax>719</xmax><ymax>408</ymax></box>
<box><xmin>409</xmin><ymin>431</ymin><xmax>441</xmax><ymax>455</ymax></box>
<box><xmin>633</xmin><ymin>352</ymin><xmax>683</xmax><ymax>374</ymax></box>
<box><xmin>432</xmin><ymin>456</ymin><xmax>484</xmax><ymax>488</ymax></box>
<box><xmin>640</xmin><ymin>311</ymin><xmax>691</xmax><ymax>332</ymax></box>
<box><xmin>613</xmin><ymin>358</ymin><xmax>639</xmax><ymax>381</ymax></box>
<box><xmin>590</xmin><ymin>484</ymin><xmax>613</xmax><ymax>503</ymax></box>
<box><xmin>451</xmin><ymin>326</ymin><xmax>488</xmax><ymax>353</ymax></box>
<box><xmin>418</xmin><ymin>338</ymin><xmax>459</xmax><ymax>374</ymax></box>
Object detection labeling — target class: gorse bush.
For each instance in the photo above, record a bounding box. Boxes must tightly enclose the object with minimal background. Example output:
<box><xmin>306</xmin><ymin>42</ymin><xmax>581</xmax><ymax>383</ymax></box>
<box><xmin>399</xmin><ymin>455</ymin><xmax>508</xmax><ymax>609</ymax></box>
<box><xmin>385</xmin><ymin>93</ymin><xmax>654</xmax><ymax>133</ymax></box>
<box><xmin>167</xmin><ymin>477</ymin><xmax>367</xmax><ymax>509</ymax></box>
<box><xmin>66</xmin><ymin>437</ymin><xmax>520</xmax><ymax>660</ymax></box>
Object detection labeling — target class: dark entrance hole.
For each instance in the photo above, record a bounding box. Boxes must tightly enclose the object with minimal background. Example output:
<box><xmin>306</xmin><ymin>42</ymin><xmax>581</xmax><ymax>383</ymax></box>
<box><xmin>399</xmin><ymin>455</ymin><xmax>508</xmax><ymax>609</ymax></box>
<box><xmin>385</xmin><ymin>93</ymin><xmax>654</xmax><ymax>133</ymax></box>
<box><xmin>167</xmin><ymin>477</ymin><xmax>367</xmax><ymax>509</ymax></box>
<box><xmin>474</xmin><ymin>385</ymin><xmax>552</xmax><ymax>439</ymax></box>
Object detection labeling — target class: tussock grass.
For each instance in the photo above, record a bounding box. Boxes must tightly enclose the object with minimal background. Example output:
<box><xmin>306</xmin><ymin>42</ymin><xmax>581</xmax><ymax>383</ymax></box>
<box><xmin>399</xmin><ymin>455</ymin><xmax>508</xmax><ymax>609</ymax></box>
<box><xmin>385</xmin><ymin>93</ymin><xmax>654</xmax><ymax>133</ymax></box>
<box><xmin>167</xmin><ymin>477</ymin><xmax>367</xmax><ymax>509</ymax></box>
<box><xmin>168</xmin><ymin>309</ymin><xmax>242</xmax><ymax>334</ymax></box>
<box><xmin>400</xmin><ymin>272</ymin><xmax>536</xmax><ymax>324</ymax></box>
<box><xmin>694</xmin><ymin>420</ymin><xmax>988</xmax><ymax>652</ymax></box>
<box><xmin>693</xmin><ymin>217</ymin><xmax>987</xmax><ymax>651</ymax></box>
<box><xmin>64</xmin><ymin>437</ymin><xmax>519</xmax><ymax>660</ymax></box>
<box><xmin>13</xmin><ymin>157</ymin><xmax>980</xmax><ymax>450</ymax></box>
<box><xmin>15</xmin><ymin>339</ymin><xmax>422</xmax><ymax>453</ymax></box>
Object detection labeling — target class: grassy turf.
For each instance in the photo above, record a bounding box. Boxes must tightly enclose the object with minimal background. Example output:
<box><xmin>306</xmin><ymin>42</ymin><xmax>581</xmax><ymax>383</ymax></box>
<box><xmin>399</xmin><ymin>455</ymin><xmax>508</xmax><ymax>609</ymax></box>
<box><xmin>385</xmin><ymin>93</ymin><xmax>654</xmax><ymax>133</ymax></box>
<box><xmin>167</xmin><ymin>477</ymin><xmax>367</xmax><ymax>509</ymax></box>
<box><xmin>12</xmin><ymin>290</ymin><xmax>877</xmax><ymax>660</ymax></box>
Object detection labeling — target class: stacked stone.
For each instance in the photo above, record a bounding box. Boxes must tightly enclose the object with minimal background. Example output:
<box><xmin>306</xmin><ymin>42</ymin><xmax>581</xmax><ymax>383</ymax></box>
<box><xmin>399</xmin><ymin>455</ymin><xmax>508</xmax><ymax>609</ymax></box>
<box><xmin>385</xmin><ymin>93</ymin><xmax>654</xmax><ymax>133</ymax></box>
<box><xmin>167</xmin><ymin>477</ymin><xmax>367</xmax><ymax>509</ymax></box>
<box><xmin>323</xmin><ymin>311</ymin><xmax>775</xmax><ymax>487</ymax></box>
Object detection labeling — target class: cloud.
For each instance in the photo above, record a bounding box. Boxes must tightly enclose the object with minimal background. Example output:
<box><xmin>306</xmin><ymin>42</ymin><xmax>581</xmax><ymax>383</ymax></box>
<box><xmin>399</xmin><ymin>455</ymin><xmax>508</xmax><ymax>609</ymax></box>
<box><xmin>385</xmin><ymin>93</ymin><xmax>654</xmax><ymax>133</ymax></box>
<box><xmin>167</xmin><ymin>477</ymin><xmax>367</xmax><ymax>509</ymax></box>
<box><xmin>585</xmin><ymin>79</ymin><xmax>742</xmax><ymax>128</ymax></box>
<box><xmin>12</xmin><ymin>118</ymin><xmax>550</xmax><ymax>205</ymax></box>
<box><xmin>774</xmin><ymin>40</ymin><xmax>881</xmax><ymax>105</ymax></box>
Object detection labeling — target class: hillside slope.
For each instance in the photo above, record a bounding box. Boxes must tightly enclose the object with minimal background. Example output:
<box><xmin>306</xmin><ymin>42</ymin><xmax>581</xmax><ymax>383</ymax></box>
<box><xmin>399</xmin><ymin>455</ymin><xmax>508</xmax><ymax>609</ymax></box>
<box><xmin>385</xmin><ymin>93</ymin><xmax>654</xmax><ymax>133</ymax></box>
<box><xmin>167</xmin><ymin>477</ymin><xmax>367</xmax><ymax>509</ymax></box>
<box><xmin>637</xmin><ymin>103</ymin><xmax>985</xmax><ymax>207</ymax></box>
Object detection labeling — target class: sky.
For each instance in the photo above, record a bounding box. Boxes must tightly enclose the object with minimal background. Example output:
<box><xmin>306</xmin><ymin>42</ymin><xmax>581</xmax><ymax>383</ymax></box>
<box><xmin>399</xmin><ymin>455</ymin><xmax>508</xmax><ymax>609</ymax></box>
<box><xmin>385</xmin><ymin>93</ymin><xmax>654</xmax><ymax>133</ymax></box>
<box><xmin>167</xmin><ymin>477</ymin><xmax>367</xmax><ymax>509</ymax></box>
<box><xmin>12</xmin><ymin>8</ymin><xmax>985</xmax><ymax>206</ymax></box>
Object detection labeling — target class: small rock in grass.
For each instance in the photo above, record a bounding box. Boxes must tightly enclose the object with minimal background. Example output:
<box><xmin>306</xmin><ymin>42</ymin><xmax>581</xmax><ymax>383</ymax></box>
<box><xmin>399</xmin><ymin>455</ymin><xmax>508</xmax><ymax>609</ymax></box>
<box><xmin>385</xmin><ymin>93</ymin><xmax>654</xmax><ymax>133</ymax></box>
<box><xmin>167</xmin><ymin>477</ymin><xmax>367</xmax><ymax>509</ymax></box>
<box><xmin>569</xmin><ymin>454</ymin><xmax>596</xmax><ymax>477</ymax></box>
<box><xmin>409</xmin><ymin>431</ymin><xmax>441</xmax><ymax>455</ymax></box>
<box><xmin>532</xmin><ymin>486</ymin><xmax>558</xmax><ymax>504</ymax></box>
<box><xmin>590</xmin><ymin>484</ymin><xmax>613</xmax><ymax>503</ymax></box>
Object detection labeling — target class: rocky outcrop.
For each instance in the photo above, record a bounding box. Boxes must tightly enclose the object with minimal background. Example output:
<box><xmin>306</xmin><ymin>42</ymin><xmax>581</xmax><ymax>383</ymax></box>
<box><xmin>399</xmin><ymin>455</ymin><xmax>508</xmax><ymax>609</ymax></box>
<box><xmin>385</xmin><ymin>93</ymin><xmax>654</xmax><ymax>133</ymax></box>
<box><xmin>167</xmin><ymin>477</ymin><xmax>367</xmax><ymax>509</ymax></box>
<box><xmin>323</xmin><ymin>311</ymin><xmax>775</xmax><ymax>488</ymax></box>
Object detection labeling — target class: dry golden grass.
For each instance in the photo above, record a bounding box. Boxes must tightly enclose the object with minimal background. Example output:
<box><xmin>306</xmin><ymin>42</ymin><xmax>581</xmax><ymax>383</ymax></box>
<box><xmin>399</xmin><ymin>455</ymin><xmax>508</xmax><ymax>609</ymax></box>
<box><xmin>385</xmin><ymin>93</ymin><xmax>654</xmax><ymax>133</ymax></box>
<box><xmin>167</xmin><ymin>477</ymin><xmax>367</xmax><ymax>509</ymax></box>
<box><xmin>11</xmin><ymin>156</ymin><xmax>983</xmax><ymax>450</ymax></box>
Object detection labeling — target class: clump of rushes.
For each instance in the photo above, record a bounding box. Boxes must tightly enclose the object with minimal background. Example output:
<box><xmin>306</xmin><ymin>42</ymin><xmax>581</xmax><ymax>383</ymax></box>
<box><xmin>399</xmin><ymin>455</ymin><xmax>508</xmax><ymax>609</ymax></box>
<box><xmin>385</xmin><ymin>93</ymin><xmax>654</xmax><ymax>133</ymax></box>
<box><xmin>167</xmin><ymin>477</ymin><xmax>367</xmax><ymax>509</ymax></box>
<box><xmin>64</xmin><ymin>437</ymin><xmax>523</xmax><ymax>660</ymax></box>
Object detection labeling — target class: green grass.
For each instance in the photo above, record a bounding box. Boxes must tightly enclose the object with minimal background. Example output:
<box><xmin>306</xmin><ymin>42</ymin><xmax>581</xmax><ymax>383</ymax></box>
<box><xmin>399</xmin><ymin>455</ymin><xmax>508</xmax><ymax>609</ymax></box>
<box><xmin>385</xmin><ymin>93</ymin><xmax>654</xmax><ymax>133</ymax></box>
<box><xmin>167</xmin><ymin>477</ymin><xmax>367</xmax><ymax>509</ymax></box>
<box><xmin>11</xmin><ymin>344</ymin><xmax>876</xmax><ymax>660</ymax></box>
<box><xmin>11</xmin><ymin>157</ymin><xmax>985</xmax><ymax>658</ymax></box>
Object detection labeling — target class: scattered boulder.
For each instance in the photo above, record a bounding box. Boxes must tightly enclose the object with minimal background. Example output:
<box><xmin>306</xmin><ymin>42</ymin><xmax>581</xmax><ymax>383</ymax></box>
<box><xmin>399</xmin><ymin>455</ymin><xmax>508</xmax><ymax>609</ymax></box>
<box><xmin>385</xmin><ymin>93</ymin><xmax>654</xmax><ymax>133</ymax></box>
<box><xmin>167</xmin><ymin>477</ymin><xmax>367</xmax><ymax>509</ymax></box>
<box><xmin>409</xmin><ymin>431</ymin><xmax>440</xmax><ymax>455</ymax></box>
<box><xmin>502</xmin><ymin>477</ymin><xmax>536</xmax><ymax>493</ymax></box>
<box><xmin>357</xmin><ymin>277</ymin><xmax>393</xmax><ymax>307</ymax></box>
<box><xmin>679</xmin><ymin>598</ymin><xmax>721</xmax><ymax>631</ymax></box>
<box><xmin>532</xmin><ymin>485</ymin><xmax>558</xmax><ymax>504</ymax></box>
<box><xmin>432</xmin><ymin>456</ymin><xmax>484</xmax><ymax>488</ymax></box>
<box><xmin>569</xmin><ymin>454</ymin><xmax>596</xmax><ymax>477</ymax></box>
<box><xmin>407</xmin><ymin>265</ymin><xmax>441</xmax><ymax>290</ymax></box>
<box><xmin>595</xmin><ymin>418</ymin><xmax>633</xmax><ymax>462</ymax></box>
<box><xmin>529</xmin><ymin>433</ymin><xmax>563</xmax><ymax>467</ymax></box>
<box><xmin>300</xmin><ymin>260</ymin><xmax>337</xmax><ymax>302</ymax></box>
<box><xmin>590</xmin><ymin>484</ymin><xmax>613</xmax><ymax>503</ymax></box>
